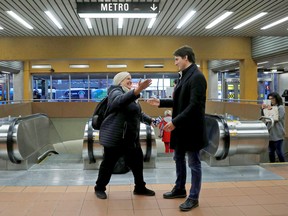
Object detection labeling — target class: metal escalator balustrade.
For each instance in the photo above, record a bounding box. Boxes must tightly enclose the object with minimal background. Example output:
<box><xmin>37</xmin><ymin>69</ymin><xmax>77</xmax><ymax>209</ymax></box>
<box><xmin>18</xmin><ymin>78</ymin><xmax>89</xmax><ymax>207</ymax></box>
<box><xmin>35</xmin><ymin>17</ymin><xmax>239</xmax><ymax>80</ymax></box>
<box><xmin>204</xmin><ymin>114</ymin><xmax>270</xmax><ymax>162</ymax></box>
<box><xmin>0</xmin><ymin>114</ymin><xmax>58</xmax><ymax>170</ymax></box>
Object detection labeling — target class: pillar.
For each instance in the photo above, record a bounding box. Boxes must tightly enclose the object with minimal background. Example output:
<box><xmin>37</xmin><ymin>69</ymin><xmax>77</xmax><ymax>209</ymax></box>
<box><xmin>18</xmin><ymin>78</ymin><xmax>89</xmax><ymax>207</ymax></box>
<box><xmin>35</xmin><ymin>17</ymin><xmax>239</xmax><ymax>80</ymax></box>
<box><xmin>239</xmin><ymin>58</ymin><xmax>257</xmax><ymax>100</ymax></box>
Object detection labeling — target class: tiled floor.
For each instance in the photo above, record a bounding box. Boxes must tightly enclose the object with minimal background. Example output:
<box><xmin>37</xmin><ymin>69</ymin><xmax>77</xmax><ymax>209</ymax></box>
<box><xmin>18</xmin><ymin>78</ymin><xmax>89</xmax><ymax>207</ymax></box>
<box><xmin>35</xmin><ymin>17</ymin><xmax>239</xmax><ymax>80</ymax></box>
<box><xmin>0</xmin><ymin>155</ymin><xmax>288</xmax><ymax>216</ymax></box>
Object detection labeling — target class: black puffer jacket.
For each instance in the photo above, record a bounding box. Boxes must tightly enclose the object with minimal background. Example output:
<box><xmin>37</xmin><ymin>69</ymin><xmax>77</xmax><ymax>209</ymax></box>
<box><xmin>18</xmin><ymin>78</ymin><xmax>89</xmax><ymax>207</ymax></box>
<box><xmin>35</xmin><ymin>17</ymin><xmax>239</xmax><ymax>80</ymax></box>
<box><xmin>99</xmin><ymin>85</ymin><xmax>152</xmax><ymax>148</ymax></box>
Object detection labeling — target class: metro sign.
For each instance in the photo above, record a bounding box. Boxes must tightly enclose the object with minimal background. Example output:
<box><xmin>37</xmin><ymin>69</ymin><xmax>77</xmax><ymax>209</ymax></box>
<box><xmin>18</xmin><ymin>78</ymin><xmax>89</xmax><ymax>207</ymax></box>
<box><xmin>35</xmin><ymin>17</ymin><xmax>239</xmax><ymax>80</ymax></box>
<box><xmin>77</xmin><ymin>2</ymin><xmax>159</xmax><ymax>18</ymax></box>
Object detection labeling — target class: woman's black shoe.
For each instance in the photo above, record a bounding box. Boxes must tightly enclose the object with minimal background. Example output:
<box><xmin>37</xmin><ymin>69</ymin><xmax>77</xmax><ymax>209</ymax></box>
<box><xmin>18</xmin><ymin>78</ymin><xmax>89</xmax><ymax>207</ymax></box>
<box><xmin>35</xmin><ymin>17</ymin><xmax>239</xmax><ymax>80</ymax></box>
<box><xmin>133</xmin><ymin>187</ymin><xmax>155</xmax><ymax>196</ymax></box>
<box><xmin>95</xmin><ymin>190</ymin><xmax>107</xmax><ymax>199</ymax></box>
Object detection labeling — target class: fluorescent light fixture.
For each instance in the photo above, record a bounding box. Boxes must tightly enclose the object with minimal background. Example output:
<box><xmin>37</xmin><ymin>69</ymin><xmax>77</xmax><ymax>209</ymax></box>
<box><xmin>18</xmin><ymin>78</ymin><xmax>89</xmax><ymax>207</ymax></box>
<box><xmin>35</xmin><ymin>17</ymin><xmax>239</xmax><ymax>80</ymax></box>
<box><xmin>118</xmin><ymin>17</ymin><xmax>123</xmax><ymax>28</ymax></box>
<box><xmin>79</xmin><ymin>13</ymin><xmax>157</xmax><ymax>19</ymax></box>
<box><xmin>32</xmin><ymin>65</ymin><xmax>52</xmax><ymax>69</ymax></box>
<box><xmin>69</xmin><ymin>64</ymin><xmax>90</xmax><ymax>68</ymax></box>
<box><xmin>144</xmin><ymin>64</ymin><xmax>164</xmax><ymax>68</ymax></box>
<box><xmin>1</xmin><ymin>71</ymin><xmax>10</xmax><ymax>74</ymax></box>
<box><xmin>233</xmin><ymin>12</ymin><xmax>267</xmax><ymax>29</ymax></box>
<box><xmin>0</xmin><ymin>26</ymin><xmax>3</xmax><ymax>30</ymax></box>
<box><xmin>107</xmin><ymin>64</ymin><xmax>127</xmax><ymax>68</ymax></box>
<box><xmin>273</xmin><ymin>61</ymin><xmax>288</xmax><ymax>66</ymax></box>
<box><xmin>85</xmin><ymin>18</ymin><xmax>92</xmax><ymax>29</ymax></box>
<box><xmin>261</xmin><ymin>16</ymin><xmax>288</xmax><ymax>30</ymax></box>
<box><xmin>257</xmin><ymin>61</ymin><xmax>269</xmax><ymax>65</ymax></box>
<box><xmin>177</xmin><ymin>10</ymin><xmax>196</xmax><ymax>29</ymax></box>
<box><xmin>148</xmin><ymin>17</ymin><xmax>156</xmax><ymax>28</ymax></box>
<box><xmin>205</xmin><ymin>11</ymin><xmax>233</xmax><ymax>29</ymax></box>
<box><xmin>7</xmin><ymin>11</ymin><xmax>33</xmax><ymax>29</ymax></box>
<box><xmin>45</xmin><ymin>11</ymin><xmax>63</xmax><ymax>29</ymax></box>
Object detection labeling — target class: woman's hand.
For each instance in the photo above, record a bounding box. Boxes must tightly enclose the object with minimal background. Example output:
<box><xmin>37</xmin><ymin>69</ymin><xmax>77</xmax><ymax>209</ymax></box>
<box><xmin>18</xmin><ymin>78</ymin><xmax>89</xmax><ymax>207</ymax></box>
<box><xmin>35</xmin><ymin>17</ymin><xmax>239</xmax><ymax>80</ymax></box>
<box><xmin>134</xmin><ymin>79</ymin><xmax>152</xmax><ymax>95</ymax></box>
<box><xmin>262</xmin><ymin>104</ymin><xmax>272</xmax><ymax>110</ymax></box>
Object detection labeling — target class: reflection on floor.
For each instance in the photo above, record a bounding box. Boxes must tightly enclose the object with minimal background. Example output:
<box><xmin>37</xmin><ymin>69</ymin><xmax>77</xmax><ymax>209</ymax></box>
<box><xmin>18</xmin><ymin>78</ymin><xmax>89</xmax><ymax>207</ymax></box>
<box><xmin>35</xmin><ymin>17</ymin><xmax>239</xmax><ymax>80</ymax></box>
<box><xmin>0</xmin><ymin>154</ymin><xmax>285</xmax><ymax>186</ymax></box>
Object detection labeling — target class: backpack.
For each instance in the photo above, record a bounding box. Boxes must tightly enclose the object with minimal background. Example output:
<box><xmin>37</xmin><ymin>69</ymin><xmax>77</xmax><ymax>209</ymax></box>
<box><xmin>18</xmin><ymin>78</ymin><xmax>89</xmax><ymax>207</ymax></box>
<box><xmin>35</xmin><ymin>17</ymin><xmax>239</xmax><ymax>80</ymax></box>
<box><xmin>91</xmin><ymin>96</ymin><xmax>108</xmax><ymax>130</ymax></box>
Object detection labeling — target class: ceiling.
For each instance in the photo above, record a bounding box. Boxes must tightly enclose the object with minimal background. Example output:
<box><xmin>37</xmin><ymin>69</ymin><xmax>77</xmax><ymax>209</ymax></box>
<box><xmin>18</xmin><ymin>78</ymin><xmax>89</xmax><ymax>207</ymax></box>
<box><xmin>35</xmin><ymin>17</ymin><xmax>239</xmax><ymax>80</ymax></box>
<box><xmin>0</xmin><ymin>0</ymin><xmax>288</xmax><ymax>37</ymax></box>
<box><xmin>0</xmin><ymin>0</ymin><xmax>288</xmax><ymax>72</ymax></box>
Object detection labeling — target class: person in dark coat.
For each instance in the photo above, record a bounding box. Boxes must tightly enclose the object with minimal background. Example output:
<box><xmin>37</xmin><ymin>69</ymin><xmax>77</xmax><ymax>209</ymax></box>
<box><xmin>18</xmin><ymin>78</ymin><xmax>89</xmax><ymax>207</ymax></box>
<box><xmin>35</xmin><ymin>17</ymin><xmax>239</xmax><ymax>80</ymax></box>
<box><xmin>94</xmin><ymin>71</ymin><xmax>155</xmax><ymax>199</ymax></box>
<box><xmin>147</xmin><ymin>45</ymin><xmax>208</xmax><ymax>211</ymax></box>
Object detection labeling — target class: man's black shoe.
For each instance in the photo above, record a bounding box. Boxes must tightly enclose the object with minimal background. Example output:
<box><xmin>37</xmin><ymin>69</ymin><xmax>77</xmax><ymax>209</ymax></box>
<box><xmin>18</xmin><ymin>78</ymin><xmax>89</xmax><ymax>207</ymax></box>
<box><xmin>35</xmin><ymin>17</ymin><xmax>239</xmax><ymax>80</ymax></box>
<box><xmin>95</xmin><ymin>190</ymin><xmax>107</xmax><ymax>199</ymax></box>
<box><xmin>133</xmin><ymin>187</ymin><xmax>155</xmax><ymax>196</ymax></box>
<box><xmin>179</xmin><ymin>198</ymin><xmax>199</xmax><ymax>211</ymax></box>
<box><xmin>163</xmin><ymin>186</ymin><xmax>186</xmax><ymax>199</ymax></box>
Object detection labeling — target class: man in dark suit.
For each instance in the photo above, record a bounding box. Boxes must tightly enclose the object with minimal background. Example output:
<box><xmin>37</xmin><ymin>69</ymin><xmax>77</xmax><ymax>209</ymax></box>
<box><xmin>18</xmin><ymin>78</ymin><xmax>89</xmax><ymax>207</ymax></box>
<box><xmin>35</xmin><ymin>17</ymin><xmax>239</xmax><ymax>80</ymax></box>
<box><xmin>147</xmin><ymin>45</ymin><xmax>208</xmax><ymax>211</ymax></box>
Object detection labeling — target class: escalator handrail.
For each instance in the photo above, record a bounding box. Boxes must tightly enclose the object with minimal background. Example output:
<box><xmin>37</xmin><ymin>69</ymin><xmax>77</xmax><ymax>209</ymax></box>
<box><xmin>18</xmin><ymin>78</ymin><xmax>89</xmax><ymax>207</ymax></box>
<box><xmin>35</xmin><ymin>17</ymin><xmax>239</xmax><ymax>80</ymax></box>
<box><xmin>205</xmin><ymin>114</ymin><xmax>230</xmax><ymax>160</ymax></box>
<box><xmin>87</xmin><ymin>119</ymin><xmax>96</xmax><ymax>164</ymax></box>
<box><xmin>6</xmin><ymin>118</ymin><xmax>21</xmax><ymax>164</ymax></box>
<box><xmin>143</xmin><ymin>124</ymin><xmax>152</xmax><ymax>162</ymax></box>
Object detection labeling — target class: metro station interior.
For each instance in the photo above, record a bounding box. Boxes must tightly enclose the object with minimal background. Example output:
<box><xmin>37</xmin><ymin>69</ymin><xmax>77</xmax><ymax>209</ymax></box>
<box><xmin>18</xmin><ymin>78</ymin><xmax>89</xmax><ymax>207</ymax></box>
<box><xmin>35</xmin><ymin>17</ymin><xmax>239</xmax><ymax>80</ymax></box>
<box><xmin>0</xmin><ymin>0</ymin><xmax>288</xmax><ymax>215</ymax></box>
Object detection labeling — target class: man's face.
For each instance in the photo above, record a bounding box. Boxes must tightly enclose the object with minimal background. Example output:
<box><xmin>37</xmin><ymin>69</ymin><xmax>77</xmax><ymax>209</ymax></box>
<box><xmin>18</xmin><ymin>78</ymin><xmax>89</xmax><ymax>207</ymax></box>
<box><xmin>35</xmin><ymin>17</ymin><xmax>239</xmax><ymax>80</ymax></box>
<box><xmin>174</xmin><ymin>55</ymin><xmax>188</xmax><ymax>71</ymax></box>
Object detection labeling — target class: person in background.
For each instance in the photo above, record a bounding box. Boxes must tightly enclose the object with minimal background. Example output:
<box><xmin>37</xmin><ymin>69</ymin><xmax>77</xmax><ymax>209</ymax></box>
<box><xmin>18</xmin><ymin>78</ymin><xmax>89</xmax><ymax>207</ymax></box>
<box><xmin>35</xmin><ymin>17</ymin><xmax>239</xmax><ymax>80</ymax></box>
<box><xmin>94</xmin><ymin>71</ymin><xmax>155</xmax><ymax>199</ymax></box>
<box><xmin>261</xmin><ymin>92</ymin><xmax>286</xmax><ymax>162</ymax></box>
<box><xmin>159</xmin><ymin>110</ymin><xmax>173</xmax><ymax>153</ymax></box>
<box><xmin>147</xmin><ymin>45</ymin><xmax>208</xmax><ymax>212</ymax></box>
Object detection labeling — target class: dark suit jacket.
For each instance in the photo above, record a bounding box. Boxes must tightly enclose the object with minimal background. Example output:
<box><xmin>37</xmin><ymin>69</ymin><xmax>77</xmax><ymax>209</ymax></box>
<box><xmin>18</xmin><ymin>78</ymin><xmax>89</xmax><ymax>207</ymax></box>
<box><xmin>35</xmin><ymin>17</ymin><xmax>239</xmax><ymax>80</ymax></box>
<box><xmin>160</xmin><ymin>64</ymin><xmax>208</xmax><ymax>151</ymax></box>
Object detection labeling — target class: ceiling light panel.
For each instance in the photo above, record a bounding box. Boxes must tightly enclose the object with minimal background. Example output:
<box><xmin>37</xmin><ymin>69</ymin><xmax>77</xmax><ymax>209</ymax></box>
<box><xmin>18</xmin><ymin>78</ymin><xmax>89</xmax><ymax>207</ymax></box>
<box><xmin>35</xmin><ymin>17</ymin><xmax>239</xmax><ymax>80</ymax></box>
<box><xmin>7</xmin><ymin>11</ymin><xmax>33</xmax><ymax>29</ymax></box>
<box><xmin>31</xmin><ymin>65</ymin><xmax>51</xmax><ymax>69</ymax></box>
<box><xmin>45</xmin><ymin>11</ymin><xmax>63</xmax><ymax>29</ymax></box>
<box><xmin>148</xmin><ymin>17</ymin><xmax>156</xmax><ymax>29</ymax></box>
<box><xmin>85</xmin><ymin>18</ymin><xmax>92</xmax><ymax>29</ymax></box>
<box><xmin>233</xmin><ymin>12</ymin><xmax>267</xmax><ymax>29</ymax></box>
<box><xmin>144</xmin><ymin>64</ymin><xmax>164</xmax><ymax>68</ymax></box>
<box><xmin>118</xmin><ymin>17</ymin><xmax>123</xmax><ymax>28</ymax></box>
<box><xmin>69</xmin><ymin>64</ymin><xmax>90</xmax><ymax>68</ymax></box>
<box><xmin>261</xmin><ymin>16</ymin><xmax>288</xmax><ymax>29</ymax></box>
<box><xmin>107</xmin><ymin>64</ymin><xmax>127</xmax><ymax>68</ymax></box>
<box><xmin>205</xmin><ymin>11</ymin><xmax>233</xmax><ymax>29</ymax></box>
<box><xmin>177</xmin><ymin>10</ymin><xmax>196</xmax><ymax>29</ymax></box>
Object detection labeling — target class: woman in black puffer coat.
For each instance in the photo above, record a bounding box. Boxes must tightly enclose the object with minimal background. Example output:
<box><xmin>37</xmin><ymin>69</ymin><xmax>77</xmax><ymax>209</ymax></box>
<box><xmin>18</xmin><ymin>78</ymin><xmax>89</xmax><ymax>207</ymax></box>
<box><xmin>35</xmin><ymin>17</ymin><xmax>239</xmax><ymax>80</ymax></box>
<box><xmin>94</xmin><ymin>71</ymin><xmax>155</xmax><ymax>199</ymax></box>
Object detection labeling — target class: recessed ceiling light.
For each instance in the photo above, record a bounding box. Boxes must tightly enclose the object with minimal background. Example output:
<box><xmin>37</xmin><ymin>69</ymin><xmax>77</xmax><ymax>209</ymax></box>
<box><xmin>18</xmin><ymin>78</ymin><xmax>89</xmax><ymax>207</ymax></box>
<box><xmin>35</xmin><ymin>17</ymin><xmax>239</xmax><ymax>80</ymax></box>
<box><xmin>7</xmin><ymin>11</ymin><xmax>33</xmax><ymax>29</ymax></box>
<box><xmin>273</xmin><ymin>61</ymin><xmax>288</xmax><ymax>66</ymax></box>
<box><xmin>0</xmin><ymin>26</ymin><xmax>3</xmax><ymax>30</ymax></box>
<box><xmin>148</xmin><ymin>17</ymin><xmax>156</xmax><ymax>29</ymax></box>
<box><xmin>233</xmin><ymin>12</ymin><xmax>267</xmax><ymax>29</ymax></box>
<box><xmin>107</xmin><ymin>64</ymin><xmax>127</xmax><ymax>68</ymax></box>
<box><xmin>85</xmin><ymin>18</ymin><xmax>92</xmax><ymax>29</ymax></box>
<box><xmin>261</xmin><ymin>16</ymin><xmax>288</xmax><ymax>30</ymax></box>
<box><xmin>177</xmin><ymin>10</ymin><xmax>196</xmax><ymax>29</ymax></box>
<box><xmin>118</xmin><ymin>18</ymin><xmax>123</xmax><ymax>28</ymax></box>
<box><xmin>205</xmin><ymin>11</ymin><xmax>233</xmax><ymax>29</ymax></box>
<box><xmin>257</xmin><ymin>61</ymin><xmax>269</xmax><ymax>65</ymax></box>
<box><xmin>45</xmin><ymin>11</ymin><xmax>63</xmax><ymax>29</ymax></box>
<box><xmin>144</xmin><ymin>64</ymin><xmax>164</xmax><ymax>68</ymax></box>
<box><xmin>32</xmin><ymin>65</ymin><xmax>52</xmax><ymax>69</ymax></box>
<box><xmin>69</xmin><ymin>64</ymin><xmax>90</xmax><ymax>68</ymax></box>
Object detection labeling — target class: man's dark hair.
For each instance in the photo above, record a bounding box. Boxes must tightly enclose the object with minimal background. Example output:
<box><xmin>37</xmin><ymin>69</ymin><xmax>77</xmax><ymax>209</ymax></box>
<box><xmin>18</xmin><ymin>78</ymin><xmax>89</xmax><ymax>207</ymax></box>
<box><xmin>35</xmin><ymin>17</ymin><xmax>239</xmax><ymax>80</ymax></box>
<box><xmin>173</xmin><ymin>45</ymin><xmax>195</xmax><ymax>63</ymax></box>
